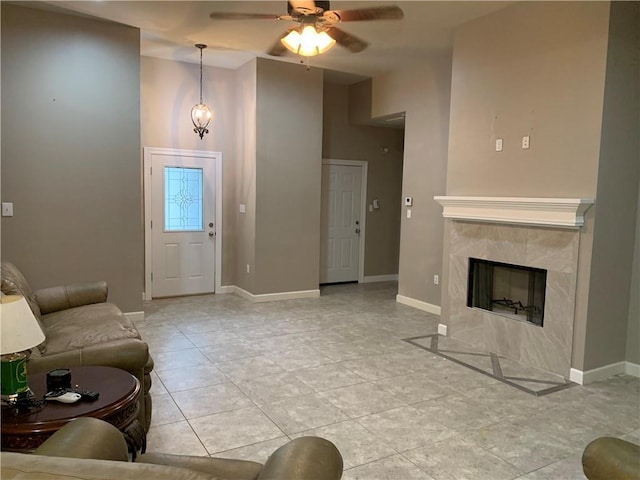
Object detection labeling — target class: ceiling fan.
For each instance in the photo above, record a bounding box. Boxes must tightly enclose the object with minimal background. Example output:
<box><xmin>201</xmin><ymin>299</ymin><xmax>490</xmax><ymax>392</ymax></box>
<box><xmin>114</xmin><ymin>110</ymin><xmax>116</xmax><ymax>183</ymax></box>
<box><xmin>210</xmin><ymin>1</ymin><xmax>404</xmax><ymax>57</ymax></box>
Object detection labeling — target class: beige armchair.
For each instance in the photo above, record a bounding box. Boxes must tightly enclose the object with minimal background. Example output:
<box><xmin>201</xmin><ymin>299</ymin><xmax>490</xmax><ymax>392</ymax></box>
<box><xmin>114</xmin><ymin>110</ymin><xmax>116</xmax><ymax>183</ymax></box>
<box><xmin>0</xmin><ymin>262</ymin><xmax>153</xmax><ymax>432</ymax></box>
<box><xmin>1</xmin><ymin>417</ymin><xmax>344</xmax><ymax>480</ymax></box>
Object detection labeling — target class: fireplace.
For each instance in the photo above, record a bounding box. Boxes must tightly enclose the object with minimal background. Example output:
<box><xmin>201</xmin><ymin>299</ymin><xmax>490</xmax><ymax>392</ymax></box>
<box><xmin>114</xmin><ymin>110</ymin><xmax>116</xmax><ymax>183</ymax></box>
<box><xmin>435</xmin><ymin>196</ymin><xmax>594</xmax><ymax>378</ymax></box>
<box><xmin>467</xmin><ymin>258</ymin><xmax>547</xmax><ymax>326</ymax></box>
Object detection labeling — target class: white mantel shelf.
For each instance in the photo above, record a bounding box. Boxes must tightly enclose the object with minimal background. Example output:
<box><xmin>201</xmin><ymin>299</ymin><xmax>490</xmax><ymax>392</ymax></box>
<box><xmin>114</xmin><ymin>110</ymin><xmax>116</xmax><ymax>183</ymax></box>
<box><xmin>434</xmin><ymin>196</ymin><xmax>594</xmax><ymax>228</ymax></box>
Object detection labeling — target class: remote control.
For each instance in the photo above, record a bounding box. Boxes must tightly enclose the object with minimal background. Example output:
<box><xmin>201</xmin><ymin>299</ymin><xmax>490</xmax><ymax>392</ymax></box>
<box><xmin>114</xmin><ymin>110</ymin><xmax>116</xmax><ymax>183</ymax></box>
<box><xmin>75</xmin><ymin>390</ymin><xmax>100</xmax><ymax>401</ymax></box>
<box><xmin>44</xmin><ymin>391</ymin><xmax>82</xmax><ymax>404</ymax></box>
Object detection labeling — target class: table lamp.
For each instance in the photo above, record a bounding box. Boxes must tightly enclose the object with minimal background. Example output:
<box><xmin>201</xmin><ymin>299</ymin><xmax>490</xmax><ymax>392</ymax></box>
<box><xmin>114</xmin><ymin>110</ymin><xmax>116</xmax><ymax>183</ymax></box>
<box><xmin>1</xmin><ymin>295</ymin><xmax>45</xmax><ymax>403</ymax></box>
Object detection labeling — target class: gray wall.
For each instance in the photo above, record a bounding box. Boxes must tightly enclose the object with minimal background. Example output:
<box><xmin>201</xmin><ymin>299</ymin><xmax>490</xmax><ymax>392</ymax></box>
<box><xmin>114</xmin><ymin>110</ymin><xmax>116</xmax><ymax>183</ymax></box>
<box><xmin>584</xmin><ymin>1</ymin><xmax>640</xmax><ymax>369</ymax></box>
<box><xmin>254</xmin><ymin>58</ymin><xmax>324</xmax><ymax>294</ymax></box>
<box><xmin>322</xmin><ymin>82</ymin><xmax>404</xmax><ymax>277</ymax></box>
<box><xmin>371</xmin><ymin>59</ymin><xmax>452</xmax><ymax>307</ymax></box>
<box><xmin>234</xmin><ymin>59</ymin><xmax>258</xmax><ymax>293</ymax></box>
<box><xmin>444</xmin><ymin>1</ymin><xmax>640</xmax><ymax>371</ymax></box>
<box><xmin>1</xmin><ymin>4</ymin><xmax>143</xmax><ymax>312</ymax></box>
<box><xmin>140</xmin><ymin>56</ymin><xmax>238</xmax><ymax>287</ymax></box>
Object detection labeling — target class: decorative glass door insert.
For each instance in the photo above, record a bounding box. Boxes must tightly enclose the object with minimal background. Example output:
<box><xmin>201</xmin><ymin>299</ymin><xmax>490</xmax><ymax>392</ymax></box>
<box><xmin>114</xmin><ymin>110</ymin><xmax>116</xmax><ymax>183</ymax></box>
<box><xmin>164</xmin><ymin>167</ymin><xmax>203</xmax><ymax>231</ymax></box>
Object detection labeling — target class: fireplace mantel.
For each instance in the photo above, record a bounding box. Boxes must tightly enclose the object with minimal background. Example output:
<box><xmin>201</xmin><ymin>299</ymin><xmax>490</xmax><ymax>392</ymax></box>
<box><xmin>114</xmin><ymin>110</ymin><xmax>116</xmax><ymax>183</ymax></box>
<box><xmin>434</xmin><ymin>196</ymin><xmax>594</xmax><ymax>227</ymax></box>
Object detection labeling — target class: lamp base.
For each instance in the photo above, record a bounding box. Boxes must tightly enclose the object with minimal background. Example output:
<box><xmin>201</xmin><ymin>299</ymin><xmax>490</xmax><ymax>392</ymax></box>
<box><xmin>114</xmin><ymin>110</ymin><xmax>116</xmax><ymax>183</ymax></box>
<box><xmin>1</xmin><ymin>352</ymin><xmax>30</xmax><ymax>397</ymax></box>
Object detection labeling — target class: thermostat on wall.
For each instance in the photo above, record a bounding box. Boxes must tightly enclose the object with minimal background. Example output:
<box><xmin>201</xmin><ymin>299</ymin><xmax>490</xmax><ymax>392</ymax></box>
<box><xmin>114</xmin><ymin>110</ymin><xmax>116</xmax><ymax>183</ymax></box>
<box><xmin>404</xmin><ymin>196</ymin><xmax>413</xmax><ymax>207</ymax></box>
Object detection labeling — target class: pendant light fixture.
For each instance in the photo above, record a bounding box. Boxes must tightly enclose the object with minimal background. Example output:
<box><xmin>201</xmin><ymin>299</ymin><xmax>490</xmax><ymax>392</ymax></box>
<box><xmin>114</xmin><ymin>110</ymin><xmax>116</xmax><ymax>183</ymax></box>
<box><xmin>191</xmin><ymin>44</ymin><xmax>213</xmax><ymax>140</ymax></box>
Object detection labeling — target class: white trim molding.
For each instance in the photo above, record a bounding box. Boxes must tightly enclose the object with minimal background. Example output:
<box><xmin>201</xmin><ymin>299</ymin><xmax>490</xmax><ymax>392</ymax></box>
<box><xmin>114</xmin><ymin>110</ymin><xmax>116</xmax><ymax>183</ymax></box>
<box><xmin>434</xmin><ymin>196</ymin><xmax>594</xmax><ymax>228</ymax></box>
<box><xmin>569</xmin><ymin>361</ymin><xmax>640</xmax><ymax>385</ymax></box>
<box><xmin>362</xmin><ymin>274</ymin><xmax>398</xmax><ymax>283</ymax></box>
<box><xmin>396</xmin><ymin>294</ymin><xmax>441</xmax><ymax>315</ymax></box>
<box><xmin>233</xmin><ymin>286</ymin><xmax>320</xmax><ymax>303</ymax></box>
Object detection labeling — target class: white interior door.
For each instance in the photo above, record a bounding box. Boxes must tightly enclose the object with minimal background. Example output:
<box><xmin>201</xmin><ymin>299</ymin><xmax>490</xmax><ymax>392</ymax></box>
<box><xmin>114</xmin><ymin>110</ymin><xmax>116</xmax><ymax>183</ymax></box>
<box><xmin>321</xmin><ymin>163</ymin><xmax>362</xmax><ymax>283</ymax></box>
<box><xmin>150</xmin><ymin>152</ymin><xmax>216</xmax><ymax>297</ymax></box>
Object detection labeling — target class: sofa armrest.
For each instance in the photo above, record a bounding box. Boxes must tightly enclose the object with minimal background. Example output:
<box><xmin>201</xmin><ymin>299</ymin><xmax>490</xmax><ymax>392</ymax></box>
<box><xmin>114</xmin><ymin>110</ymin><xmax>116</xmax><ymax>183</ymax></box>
<box><xmin>258</xmin><ymin>437</ymin><xmax>343</xmax><ymax>480</ymax></box>
<box><xmin>28</xmin><ymin>338</ymin><xmax>150</xmax><ymax>374</ymax></box>
<box><xmin>34</xmin><ymin>417</ymin><xmax>129</xmax><ymax>461</ymax></box>
<box><xmin>35</xmin><ymin>281</ymin><xmax>108</xmax><ymax>315</ymax></box>
<box><xmin>582</xmin><ymin>436</ymin><xmax>640</xmax><ymax>480</ymax></box>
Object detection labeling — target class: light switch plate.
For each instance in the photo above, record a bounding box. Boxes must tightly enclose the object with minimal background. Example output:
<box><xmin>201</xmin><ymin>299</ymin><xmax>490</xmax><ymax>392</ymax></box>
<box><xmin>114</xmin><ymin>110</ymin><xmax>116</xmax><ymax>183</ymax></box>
<box><xmin>2</xmin><ymin>202</ymin><xmax>13</xmax><ymax>217</ymax></box>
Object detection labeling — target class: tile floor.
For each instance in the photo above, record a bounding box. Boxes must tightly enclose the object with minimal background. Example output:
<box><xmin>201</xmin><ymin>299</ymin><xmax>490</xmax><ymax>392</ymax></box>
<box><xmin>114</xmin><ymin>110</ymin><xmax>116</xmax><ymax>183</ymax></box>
<box><xmin>138</xmin><ymin>282</ymin><xmax>640</xmax><ymax>480</ymax></box>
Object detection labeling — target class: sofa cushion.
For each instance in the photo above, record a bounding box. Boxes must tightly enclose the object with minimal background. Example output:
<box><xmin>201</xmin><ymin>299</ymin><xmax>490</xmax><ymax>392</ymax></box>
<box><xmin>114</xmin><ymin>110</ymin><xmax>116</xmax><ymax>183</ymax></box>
<box><xmin>1</xmin><ymin>453</ymin><xmax>215</xmax><ymax>480</ymax></box>
<box><xmin>1</xmin><ymin>262</ymin><xmax>47</xmax><ymax>352</ymax></box>
<box><xmin>42</xmin><ymin>303</ymin><xmax>140</xmax><ymax>355</ymax></box>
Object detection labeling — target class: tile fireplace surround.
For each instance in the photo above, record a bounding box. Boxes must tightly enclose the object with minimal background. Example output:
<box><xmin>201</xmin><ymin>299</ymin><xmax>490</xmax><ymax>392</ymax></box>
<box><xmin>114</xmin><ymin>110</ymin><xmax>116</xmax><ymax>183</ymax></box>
<box><xmin>435</xmin><ymin>197</ymin><xmax>594</xmax><ymax>378</ymax></box>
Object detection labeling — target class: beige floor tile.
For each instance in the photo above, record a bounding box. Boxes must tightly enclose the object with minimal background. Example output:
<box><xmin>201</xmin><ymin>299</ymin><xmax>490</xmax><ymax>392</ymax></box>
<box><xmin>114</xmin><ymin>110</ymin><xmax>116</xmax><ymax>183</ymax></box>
<box><xmin>404</xmin><ymin>436</ymin><xmax>523</xmax><ymax>480</ymax></box>
<box><xmin>157</xmin><ymin>363</ymin><xmax>227</xmax><ymax>392</ymax></box>
<box><xmin>356</xmin><ymin>405</ymin><xmax>455</xmax><ymax>452</ymax></box>
<box><xmin>212</xmin><ymin>436</ymin><xmax>291</xmax><ymax>463</ymax></box>
<box><xmin>235</xmin><ymin>372</ymin><xmax>313</xmax><ymax>404</ymax></box>
<box><xmin>147</xmin><ymin>421</ymin><xmax>208</xmax><ymax>457</ymax></box>
<box><xmin>291</xmin><ymin>419</ymin><xmax>397</xmax><ymax>469</ymax></box>
<box><xmin>142</xmin><ymin>283</ymin><xmax>639</xmax><ymax>479</ymax></box>
<box><xmin>342</xmin><ymin>454</ymin><xmax>436</xmax><ymax>480</ymax></box>
<box><xmin>319</xmin><ymin>382</ymin><xmax>406</xmax><ymax>418</ymax></box>
<box><xmin>293</xmin><ymin>362</ymin><xmax>367</xmax><ymax>392</ymax></box>
<box><xmin>258</xmin><ymin>393</ymin><xmax>349</xmax><ymax>434</ymax></box>
<box><xmin>171</xmin><ymin>382</ymin><xmax>253</xmax><ymax>419</ymax></box>
<box><xmin>189</xmin><ymin>406</ymin><xmax>284</xmax><ymax>454</ymax></box>
<box><xmin>150</xmin><ymin>393</ymin><xmax>185</xmax><ymax>427</ymax></box>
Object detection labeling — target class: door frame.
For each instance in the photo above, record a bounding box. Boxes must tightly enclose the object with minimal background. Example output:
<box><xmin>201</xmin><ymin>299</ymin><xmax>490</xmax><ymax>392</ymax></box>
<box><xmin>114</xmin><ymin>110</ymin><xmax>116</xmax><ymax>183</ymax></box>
<box><xmin>321</xmin><ymin>159</ymin><xmax>368</xmax><ymax>284</ymax></box>
<box><xmin>143</xmin><ymin>147</ymin><xmax>223</xmax><ymax>301</ymax></box>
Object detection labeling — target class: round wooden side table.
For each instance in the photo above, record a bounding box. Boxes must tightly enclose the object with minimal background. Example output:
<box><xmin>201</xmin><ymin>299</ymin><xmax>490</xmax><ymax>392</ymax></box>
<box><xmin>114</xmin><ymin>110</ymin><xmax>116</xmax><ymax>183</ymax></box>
<box><xmin>1</xmin><ymin>366</ymin><xmax>144</xmax><ymax>456</ymax></box>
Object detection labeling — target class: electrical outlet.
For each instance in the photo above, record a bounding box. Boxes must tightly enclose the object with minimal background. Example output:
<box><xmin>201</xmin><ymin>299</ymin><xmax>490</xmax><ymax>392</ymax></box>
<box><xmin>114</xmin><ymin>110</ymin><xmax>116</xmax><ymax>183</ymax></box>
<box><xmin>434</xmin><ymin>275</ymin><xmax>439</xmax><ymax>285</ymax></box>
<box><xmin>246</xmin><ymin>264</ymin><xmax>250</xmax><ymax>273</ymax></box>
<box><xmin>522</xmin><ymin>135</ymin><xmax>530</xmax><ymax>149</ymax></box>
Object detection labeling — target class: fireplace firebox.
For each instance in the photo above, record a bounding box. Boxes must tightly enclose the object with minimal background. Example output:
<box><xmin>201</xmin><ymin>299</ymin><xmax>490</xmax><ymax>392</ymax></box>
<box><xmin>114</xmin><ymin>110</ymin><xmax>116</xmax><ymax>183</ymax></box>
<box><xmin>467</xmin><ymin>258</ymin><xmax>547</xmax><ymax>326</ymax></box>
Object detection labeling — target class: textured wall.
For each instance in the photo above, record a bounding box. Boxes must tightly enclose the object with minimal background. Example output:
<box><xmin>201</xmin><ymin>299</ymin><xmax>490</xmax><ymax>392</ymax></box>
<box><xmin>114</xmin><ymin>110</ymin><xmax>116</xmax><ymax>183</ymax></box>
<box><xmin>1</xmin><ymin>4</ymin><xmax>142</xmax><ymax>311</ymax></box>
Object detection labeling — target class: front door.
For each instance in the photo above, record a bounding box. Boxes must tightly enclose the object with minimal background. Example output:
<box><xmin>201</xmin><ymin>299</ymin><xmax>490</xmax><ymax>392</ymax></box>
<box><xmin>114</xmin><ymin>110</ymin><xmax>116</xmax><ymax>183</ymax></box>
<box><xmin>150</xmin><ymin>152</ymin><xmax>216</xmax><ymax>297</ymax></box>
<box><xmin>320</xmin><ymin>163</ymin><xmax>362</xmax><ymax>283</ymax></box>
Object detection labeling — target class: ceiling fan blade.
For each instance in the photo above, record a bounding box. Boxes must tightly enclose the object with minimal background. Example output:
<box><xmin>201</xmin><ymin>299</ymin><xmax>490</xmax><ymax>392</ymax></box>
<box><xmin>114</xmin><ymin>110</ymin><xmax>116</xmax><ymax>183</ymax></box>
<box><xmin>267</xmin><ymin>29</ymin><xmax>294</xmax><ymax>57</ymax></box>
<box><xmin>332</xmin><ymin>5</ymin><xmax>404</xmax><ymax>22</ymax></box>
<box><xmin>210</xmin><ymin>12</ymin><xmax>282</xmax><ymax>21</ymax></box>
<box><xmin>327</xmin><ymin>27</ymin><xmax>368</xmax><ymax>53</ymax></box>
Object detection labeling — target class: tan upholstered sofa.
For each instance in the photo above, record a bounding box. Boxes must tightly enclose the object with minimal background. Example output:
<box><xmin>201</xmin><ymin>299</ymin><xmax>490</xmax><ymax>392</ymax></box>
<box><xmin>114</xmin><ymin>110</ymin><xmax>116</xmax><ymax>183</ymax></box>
<box><xmin>1</xmin><ymin>417</ymin><xmax>344</xmax><ymax>480</ymax></box>
<box><xmin>582</xmin><ymin>436</ymin><xmax>640</xmax><ymax>480</ymax></box>
<box><xmin>0</xmin><ymin>262</ymin><xmax>153</xmax><ymax>431</ymax></box>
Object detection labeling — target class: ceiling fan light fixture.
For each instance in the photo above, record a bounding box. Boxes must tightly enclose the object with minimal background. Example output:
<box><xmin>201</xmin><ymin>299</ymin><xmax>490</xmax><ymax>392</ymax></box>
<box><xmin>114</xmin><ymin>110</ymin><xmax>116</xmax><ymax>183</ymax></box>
<box><xmin>281</xmin><ymin>24</ymin><xmax>336</xmax><ymax>57</ymax></box>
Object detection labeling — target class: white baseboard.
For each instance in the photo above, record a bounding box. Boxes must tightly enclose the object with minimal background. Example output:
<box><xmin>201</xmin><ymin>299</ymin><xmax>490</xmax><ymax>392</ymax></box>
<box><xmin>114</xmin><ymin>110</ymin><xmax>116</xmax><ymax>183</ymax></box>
<box><xmin>362</xmin><ymin>274</ymin><xmax>398</xmax><ymax>283</ymax></box>
<box><xmin>396</xmin><ymin>294</ymin><xmax>441</xmax><ymax>316</ymax></box>
<box><xmin>124</xmin><ymin>311</ymin><xmax>145</xmax><ymax>323</ymax></box>
<box><xmin>625</xmin><ymin>361</ymin><xmax>640</xmax><ymax>377</ymax></box>
<box><xmin>438</xmin><ymin>324</ymin><xmax>448</xmax><ymax>336</ymax></box>
<box><xmin>233</xmin><ymin>286</ymin><xmax>320</xmax><ymax>303</ymax></box>
<box><xmin>570</xmin><ymin>361</ymin><xmax>640</xmax><ymax>385</ymax></box>
<box><xmin>217</xmin><ymin>285</ymin><xmax>235</xmax><ymax>294</ymax></box>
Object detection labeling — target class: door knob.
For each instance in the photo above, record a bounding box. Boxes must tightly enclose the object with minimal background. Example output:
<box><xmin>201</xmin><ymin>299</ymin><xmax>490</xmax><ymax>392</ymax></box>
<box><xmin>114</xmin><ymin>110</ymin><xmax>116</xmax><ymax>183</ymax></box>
<box><xmin>209</xmin><ymin>232</ymin><xmax>214</xmax><ymax>237</ymax></box>
<box><xmin>355</xmin><ymin>228</ymin><xmax>361</xmax><ymax>234</ymax></box>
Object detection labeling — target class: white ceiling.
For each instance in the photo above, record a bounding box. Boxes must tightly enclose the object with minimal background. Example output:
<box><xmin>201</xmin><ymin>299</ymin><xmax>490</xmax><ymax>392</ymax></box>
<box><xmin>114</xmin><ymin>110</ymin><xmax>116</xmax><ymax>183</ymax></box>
<box><xmin>42</xmin><ymin>1</ymin><xmax>511</xmax><ymax>83</ymax></box>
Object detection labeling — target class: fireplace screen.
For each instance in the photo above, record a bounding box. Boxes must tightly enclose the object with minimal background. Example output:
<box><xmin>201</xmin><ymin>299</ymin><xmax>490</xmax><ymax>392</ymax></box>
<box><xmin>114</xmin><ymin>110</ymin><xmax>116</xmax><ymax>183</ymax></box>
<box><xmin>467</xmin><ymin>258</ymin><xmax>547</xmax><ymax>326</ymax></box>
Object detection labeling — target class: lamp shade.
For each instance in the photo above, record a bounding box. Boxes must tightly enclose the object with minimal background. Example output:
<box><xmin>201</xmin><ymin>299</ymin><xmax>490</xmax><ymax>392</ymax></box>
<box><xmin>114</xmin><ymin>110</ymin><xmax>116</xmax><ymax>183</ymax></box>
<box><xmin>281</xmin><ymin>25</ymin><xmax>336</xmax><ymax>57</ymax></box>
<box><xmin>0</xmin><ymin>295</ymin><xmax>45</xmax><ymax>355</ymax></box>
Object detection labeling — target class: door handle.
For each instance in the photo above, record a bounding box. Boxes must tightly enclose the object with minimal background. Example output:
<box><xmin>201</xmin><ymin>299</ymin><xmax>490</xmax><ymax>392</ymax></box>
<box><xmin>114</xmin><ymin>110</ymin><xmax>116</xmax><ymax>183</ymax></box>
<box><xmin>355</xmin><ymin>228</ymin><xmax>361</xmax><ymax>234</ymax></box>
<box><xmin>209</xmin><ymin>231</ymin><xmax>214</xmax><ymax>237</ymax></box>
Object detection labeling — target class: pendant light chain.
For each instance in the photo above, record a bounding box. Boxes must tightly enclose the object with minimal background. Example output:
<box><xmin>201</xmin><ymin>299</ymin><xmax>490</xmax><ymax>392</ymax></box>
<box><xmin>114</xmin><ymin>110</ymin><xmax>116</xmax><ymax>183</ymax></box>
<box><xmin>199</xmin><ymin>45</ymin><xmax>204</xmax><ymax>104</ymax></box>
